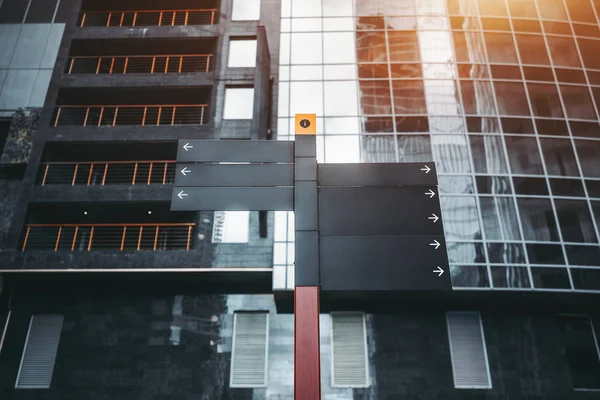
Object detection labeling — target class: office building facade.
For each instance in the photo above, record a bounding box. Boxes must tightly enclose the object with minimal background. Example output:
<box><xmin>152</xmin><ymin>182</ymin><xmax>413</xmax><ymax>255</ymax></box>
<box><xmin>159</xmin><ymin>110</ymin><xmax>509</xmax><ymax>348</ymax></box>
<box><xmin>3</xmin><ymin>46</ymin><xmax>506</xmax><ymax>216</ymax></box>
<box><xmin>0</xmin><ymin>0</ymin><xmax>599</xmax><ymax>398</ymax></box>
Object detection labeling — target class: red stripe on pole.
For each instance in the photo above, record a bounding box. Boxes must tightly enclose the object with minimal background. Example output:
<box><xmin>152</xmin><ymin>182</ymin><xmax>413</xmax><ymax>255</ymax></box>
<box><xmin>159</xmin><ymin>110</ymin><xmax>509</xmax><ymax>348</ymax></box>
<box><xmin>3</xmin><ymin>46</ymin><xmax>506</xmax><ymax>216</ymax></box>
<box><xmin>294</xmin><ymin>286</ymin><xmax>321</xmax><ymax>400</ymax></box>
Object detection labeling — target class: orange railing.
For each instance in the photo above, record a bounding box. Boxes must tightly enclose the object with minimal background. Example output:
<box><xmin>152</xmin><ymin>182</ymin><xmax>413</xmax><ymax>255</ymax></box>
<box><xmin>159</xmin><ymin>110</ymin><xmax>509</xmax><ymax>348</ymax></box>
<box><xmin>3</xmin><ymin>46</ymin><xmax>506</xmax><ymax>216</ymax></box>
<box><xmin>21</xmin><ymin>223</ymin><xmax>195</xmax><ymax>252</ymax></box>
<box><xmin>38</xmin><ymin>161</ymin><xmax>176</xmax><ymax>186</ymax></box>
<box><xmin>79</xmin><ymin>9</ymin><xmax>218</xmax><ymax>27</ymax></box>
<box><xmin>53</xmin><ymin>104</ymin><xmax>207</xmax><ymax>127</ymax></box>
<box><xmin>66</xmin><ymin>54</ymin><xmax>212</xmax><ymax>74</ymax></box>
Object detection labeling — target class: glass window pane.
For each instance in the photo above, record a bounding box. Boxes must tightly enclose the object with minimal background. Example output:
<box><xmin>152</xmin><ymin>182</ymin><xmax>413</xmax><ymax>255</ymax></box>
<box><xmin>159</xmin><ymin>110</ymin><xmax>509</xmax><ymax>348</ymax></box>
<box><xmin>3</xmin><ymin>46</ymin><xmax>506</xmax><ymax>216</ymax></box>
<box><xmin>325</xmin><ymin>117</ymin><xmax>360</xmax><ymax>134</ymax></box>
<box><xmin>324</xmin><ymin>81</ymin><xmax>358</xmax><ymax>116</ymax></box>
<box><xmin>29</xmin><ymin>69</ymin><xmax>52</xmax><ymax>107</ymax></box>
<box><xmin>516</xmin><ymin>34</ymin><xmax>550</xmax><ymax>65</ymax></box>
<box><xmin>447</xmin><ymin>242</ymin><xmax>486</xmax><ymax>264</ymax></box>
<box><xmin>390</xmin><ymin>63</ymin><xmax>422</xmax><ymax>78</ymax></box>
<box><xmin>501</xmin><ymin>117</ymin><xmax>535</xmax><ymax>134</ymax></box>
<box><xmin>480</xmin><ymin>197</ymin><xmax>521</xmax><ymax>240</ymax></box>
<box><xmin>212</xmin><ymin>211</ymin><xmax>249</xmax><ymax>243</ymax></box>
<box><xmin>513</xmin><ymin>177</ymin><xmax>549</xmax><ymax>195</ymax></box>
<box><xmin>555</xmin><ymin>199</ymin><xmax>598</xmax><ymax>243</ymax></box>
<box><xmin>360</xmin><ymin>135</ymin><xmax>396</xmax><ymax>162</ymax></box>
<box><xmin>566</xmin><ymin>244</ymin><xmax>600</xmax><ymax>266</ymax></box>
<box><xmin>491</xmin><ymin>266</ymin><xmax>531</xmax><ymax>288</ymax></box>
<box><xmin>438</xmin><ymin>175</ymin><xmax>475</xmax><ymax>194</ymax></box>
<box><xmin>10</xmin><ymin>24</ymin><xmax>50</xmax><ymax>69</ymax></box>
<box><xmin>531</xmin><ymin>267</ymin><xmax>571</xmax><ymax>289</ymax></box>
<box><xmin>540</xmin><ymin>138</ymin><xmax>580</xmax><ymax>176</ymax></box>
<box><xmin>460</xmin><ymin>80</ymin><xmax>497</xmax><ymax>115</ymax></box>
<box><xmin>536</xmin><ymin>0</ymin><xmax>568</xmax><ymax>20</ymax></box>
<box><xmin>485</xmin><ymin>33</ymin><xmax>518</xmax><ymax>63</ymax></box>
<box><xmin>0</xmin><ymin>25</ymin><xmax>20</xmax><ymax>69</ymax></box>
<box><xmin>547</xmin><ymin>36</ymin><xmax>581</xmax><ymax>68</ymax></box>
<box><xmin>478</xmin><ymin>0</ymin><xmax>508</xmax><ymax>15</ymax></box>
<box><xmin>559</xmin><ymin>315</ymin><xmax>600</xmax><ymax>388</ymax></box>
<box><xmin>469</xmin><ymin>135</ymin><xmax>508</xmax><ymax>174</ymax></box>
<box><xmin>527</xmin><ymin>83</ymin><xmax>564</xmax><ymax>118</ymax></box>
<box><xmin>560</xmin><ymin>85</ymin><xmax>597</xmax><ymax>120</ymax></box>
<box><xmin>441</xmin><ymin>196</ymin><xmax>482</xmax><ymax>240</ymax></box>
<box><xmin>505</xmin><ymin>136</ymin><xmax>544</xmax><ymax>174</ymax></box>
<box><xmin>450</xmin><ymin>265</ymin><xmax>490</xmax><ymax>287</ymax></box>
<box><xmin>396</xmin><ymin>116</ymin><xmax>430</xmax><ymax>132</ymax></box>
<box><xmin>292</xmin><ymin>0</ymin><xmax>321</xmax><ymax>17</ymax></box>
<box><xmin>291</xmin><ymin>33</ymin><xmax>323</xmax><ymax>64</ymax></box>
<box><xmin>466</xmin><ymin>116</ymin><xmax>501</xmax><ymax>133</ymax></box>
<box><xmin>577</xmin><ymin>38</ymin><xmax>600</xmax><ymax>69</ymax></box>
<box><xmin>358</xmin><ymin>80</ymin><xmax>392</xmax><ymax>115</ymax></box>
<box><xmin>323</xmin><ymin>32</ymin><xmax>356</xmax><ymax>64</ymax></box>
<box><xmin>523</xmin><ymin>66</ymin><xmax>555</xmax><ymax>82</ymax></box>
<box><xmin>570</xmin><ymin>121</ymin><xmax>600</xmax><ymax>139</ymax></box>
<box><xmin>290</xmin><ymin>81</ymin><xmax>324</xmax><ymax>116</ymax></box>
<box><xmin>0</xmin><ymin>69</ymin><xmax>37</xmax><ymax>110</ymax></box>
<box><xmin>527</xmin><ymin>243</ymin><xmax>565</xmax><ymax>264</ymax></box>
<box><xmin>324</xmin><ymin>64</ymin><xmax>357</xmax><ymax>80</ymax></box>
<box><xmin>453</xmin><ymin>31</ymin><xmax>488</xmax><ymax>64</ymax></box>
<box><xmin>487</xmin><ymin>243</ymin><xmax>527</xmax><ymax>264</ymax></box>
<box><xmin>223</xmin><ymin>88</ymin><xmax>254</xmax><ymax>120</ymax></box>
<box><xmin>476</xmin><ymin>176</ymin><xmax>513</xmax><ymax>194</ymax></box>
<box><xmin>518</xmin><ymin>197</ymin><xmax>560</xmax><ymax>241</ymax></box>
<box><xmin>356</xmin><ymin>0</ymin><xmax>416</xmax><ymax>16</ymax></box>
<box><xmin>431</xmin><ymin>135</ymin><xmax>472</xmax><ymax>173</ymax></box>
<box><xmin>565</xmin><ymin>0</ymin><xmax>597</xmax><ymax>23</ymax></box>
<box><xmin>495</xmin><ymin>82</ymin><xmax>530</xmax><ymax>116</ymax></box>
<box><xmin>324</xmin><ymin>135</ymin><xmax>360</xmax><ymax>163</ymax></box>
<box><xmin>536</xmin><ymin>119</ymin><xmax>569</xmax><ymax>136</ymax></box>
<box><xmin>388</xmin><ymin>31</ymin><xmax>420</xmax><ymax>62</ymax></box>
<box><xmin>424</xmin><ymin>80</ymin><xmax>462</xmax><ymax>115</ymax></box>
<box><xmin>576</xmin><ymin>139</ymin><xmax>600</xmax><ymax>178</ymax></box>
<box><xmin>323</xmin><ymin>0</ymin><xmax>353</xmax><ymax>16</ymax></box>
<box><xmin>228</xmin><ymin>39</ymin><xmax>257</xmax><ymax>68</ymax></box>
<box><xmin>290</xmin><ymin>65</ymin><xmax>322</xmax><ymax>81</ymax></box>
<box><xmin>512</xmin><ymin>19</ymin><xmax>542</xmax><ymax>33</ymax></box>
<box><xmin>418</xmin><ymin>31</ymin><xmax>453</xmax><ymax>63</ymax></box>
<box><xmin>550</xmin><ymin>178</ymin><xmax>586</xmax><ymax>197</ymax></box>
<box><xmin>232</xmin><ymin>0</ymin><xmax>261</xmax><ymax>20</ymax></box>
<box><xmin>392</xmin><ymin>80</ymin><xmax>427</xmax><ymax>114</ymax></box>
<box><xmin>358</xmin><ymin>63</ymin><xmax>389</xmax><ymax>79</ymax></box>
<box><xmin>292</xmin><ymin>18</ymin><xmax>322</xmax><ymax>32</ymax></box>
<box><xmin>397</xmin><ymin>135</ymin><xmax>433</xmax><ymax>161</ymax></box>
<box><xmin>356</xmin><ymin>31</ymin><xmax>388</xmax><ymax>63</ymax></box>
<box><xmin>323</xmin><ymin>17</ymin><xmax>354</xmax><ymax>31</ymax></box>
<box><xmin>571</xmin><ymin>268</ymin><xmax>600</xmax><ymax>290</ymax></box>
<box><xmin>361</xmin><ymin>116</ymin><xmax>394</xmax><ymax>133</ymax></box>
<box><xmin>507</xmin><ymin>0</ymin><xmax>538</xmax><ymax>18</ymax></box>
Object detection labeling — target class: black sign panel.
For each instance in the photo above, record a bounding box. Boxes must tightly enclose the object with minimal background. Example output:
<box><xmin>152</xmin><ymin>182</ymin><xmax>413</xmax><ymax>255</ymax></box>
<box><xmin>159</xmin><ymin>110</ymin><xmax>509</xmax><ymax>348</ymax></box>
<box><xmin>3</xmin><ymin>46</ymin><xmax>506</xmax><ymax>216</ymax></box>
<box><xmin>176</xmin><ymin>140</ymin><xmax>294</xmax><ymax>163</ymax></box>
<box><xmin>174</xmin><ymin>164</ymin><xmax>294</xmax><ymax>187</ymax></box>
<box><xmin>318</xmin><ymin>186</ymin><xmax>443</xmax><ymax>236</ymax></box>
<box><xmin>170</xmin><ymin>187</ymin><xmax>293</xmax><ymax>211</ymax></box>
<box><xmin>320</xmin><ymin>236</ymin><xmax>451</xmax><ymax>291</ymax></box>
<box><xmin>318</xmin><ymin>163</ymin><xmax>437</xmax><ymax>186</ymax></box>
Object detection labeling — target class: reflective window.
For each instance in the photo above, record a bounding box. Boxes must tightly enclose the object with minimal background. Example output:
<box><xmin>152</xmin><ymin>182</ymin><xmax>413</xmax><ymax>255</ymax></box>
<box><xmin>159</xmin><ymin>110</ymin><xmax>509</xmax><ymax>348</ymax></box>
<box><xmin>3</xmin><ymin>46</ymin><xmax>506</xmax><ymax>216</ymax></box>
<box><xmin>547</xmin><ymin>36</ymin><xmax>581</xmax><ymax>68</ymax></box>
<box><xmin>505</xmin><ymin>136</ymin><xmax>544</xmax><ymax>175</ymax></box>
<box><xmin>518</xmin><ymin>197</ymin><xmax>559</xmax><ymax>241</ymax></box>
<box><xmin>566</xmin><ymin>244</ymin><xmax>600</xmax><ymax>266</ymax></box>
<box><xmin>431</xmin><ymin>135</ymin><xmax>472</xmax><ymax>173</ymax></box>
<box><xmin>495</xmin><ymin>82</ymin><xmax>530</xmax><ymax>116</ymax></box>
<box><xmin>470</xmin><ymin>135</ymin><xmax>508</xmax><ymax>174</ymax></box>
<box><xmin>555</xmin><ymin>199</ymin><xmax>598</xmax><ymax>243</ymax></box>
<box><xmin>453</xmin><ymin>31</ymin><xmax>488</xmax><ymax>64</ymax></box>
<box><xmin>450</xmin><ymin>265</ymin><xmax>490</xmax><ymax>287</ymax></box>
<box><xmin>323</xmin><ymin>32</ymin><xmax>356</xmax><ymax>64</ymax></box>
<box><xmin>358</xmin><ymin>64</ymin><xmax>389</xmax><ymax>79</ymax></box>
<box><xmin>212</xmin><ymin>211</ymin><xmax>250</xmax><ymax>243</ymax></box>
<box><xmin>325</xmin><ymin>117</ymin><xmax>361</xmax><ymax>134</ymax></box>
<box><xmin>507</xmin><ymin>0</ymin><xmax>538</xmax><ymax>18</ymax></box>
<box><xmin>527</xmin><ymin>243</ymin><xmax>565</xmax><ymax>264</ymax></box>
<box><xmin>388</xmin><ymin>31</ymin><xmax>420</xmax><ymax>62</ymax></box>
<box><xmin>392</xmin><ymin>80</ymin><xmax>427</xmax><ymax>114</ymax></box>
<box><xmin>539</xmin><ymin>138</ymin><xmax>580</xmax><ymax>177</ymax></box>
<box><xmin>527</xmin><ymin>83</ymin><xmax>564</xmax><ymax>118</ymax></box>
<box><xmin>360</xmin><ymin>135</ymin><xmax>396</xmax><ymax>162</ymax></box>
<box><xmin>480</xmin><ymin>197</ymin><xmax>521</xmax><ymax>240</ymax></box>
<box><xmin>447</xmin><ymin>242</ymin><xmax>486</xmax><ymax>264</ymax></box>
<box><xmin>491</xmin><ymin>266</ymin><xmax>531</xmax><ymax>288</ymax></box>
<box><xmin>232</xmin><ymin>0</ymin><xmax>261</xmax><ymax>21</ymax></box>
<box><xmin>439</xmin><ymin>175</ymin><xmax>475</xmax><ymax>194</ymax></box>
<box><xmin>536</xmin><ymin>119</ymin><xmax>569</xmax><ymax>136</ymax></box>
<box><xmin>466</xmin><ymin>117</ymin><xmax>501</xmax><ymax>133</ymax></box>
<box><xmin>356</xmin><ymin>32</ymin><xmax>388</xmax><ymax>63</ymax></box>
<box><xmin>424</xmin><ymin>81</ymin><xmax>462</xmax><ymax>115</ymax></box>
<box><xmin>390</xmin><ymin>63</ymin><xmax>422</xmax><ymax>78</ymax></box>
<box><xmin>513</xmin><ymin>177</ymin><xmax>549</xmax><ymax>195</ymax></box>
<box><xmin>478</xmin><ymin>0</ymin><xmax>508</xmax><ymax>16</ymax></box>
<box><xmin>550</xmin><ymin>178</ymin><xmax>586</xmax><ymax>197</ymax></box>
<box><xmin>484</xmin><ymin>33</ymin><xmax>518</xmax><ymax>64</ymax></box>
<box><xmin>481</xmin><ymin>17</ymin><xmax>511</xmax><ymax>31</ymax></box>
<box><xmin>487</xmin><ymin>243</ymin><xmax>527</xmax><ymax>264</ymax></box>
<box><xmin>324</xmin><ymin>135</ymin><xmax>360</xmax><ymax>163</ymax></box>
<box><xmin>361</xmin><ymin>116</ymin><xmax>394</xmax><ymax>133</ymax></box>
<box><xmin>531</xmin><ymin>267</ymin><xmax>571</xmax><ymax>289</ymax></box>
<box><xmin>570</xmin><ymin>121</ymin><xmax>600</xmax><ymax>139</ymax></box>
<box><xmin>512</xmin><ymin>19</ymin><xmax>542</xmax><ymax>33</ymax></box>
<box><xmin>476</xmin><ymin>176</ymin><xmax>513</xmax><ymax>194</ymax></box>
<box><xmin>355</xmin><ymin>0</ymin><xmax>416</xmax><ymax>16</ymax></box>
<box><xmin>576</xmin><ymin>139</ymin><xmax>600</xmax><ymax>178</ymax></box>
<box><xmin>322</xmin><ymin>0</ymin><xmax>353</xmax><ymax>17</ymax></box>
<box><xmin>396</xmin><ymin>116</ymin><xmax>430</xmax><ymax>132</ymax></box>
<box><xmin>524</xmin><ymin>67</ymin><xmax>555</xmax><ymax>82</ymax></box>
<box><xmin>560</xmin><ymin>85</ymin><xmax>597</xmax><ymax>120</ymax></box>
<box><xmin>291</xmin><ymin>0</ymin><xmax>321</xmax><ymax>17</ymax></box>
<box><xmin>397</xmin><ymin>135</ymin><xmax>433</xmax><ymax>161</ymax></box>
<box><xmin>223</xmin><ymin>87</ymin><xmax>254</xmax><ymax>120</ymax></box>
<box><xmin>490</xmin><ymin>65</ymin><xmax>522</xmax><ymax>80</ymax></box>
<box><xmin>577</xmin><ymin>38</ymin><xmax>600</xmax><ymax>69</ymax></box>
<box><xmin>559</xmin><ymin>315</ymin><xmax>600</xmax><ymax>389</ymax></box>
<box><xmin>536</xmin><ymin>0</ymin><xmax>569</xmax><ymax>20</ymax></box>
<box><xmin>291</xmin><ymin>33</ymin><xmax>323</xmax><ymax>64</ymax></box>
<box><xmin>228</xmin><ymin>39</ymin><xmax>257</xmax><ymax>68</ymax></box>
<box><xmin>565</xmin><ymin>0</ymin><xmax>597</xmax><ymax>23</ymax></box>
<box><xmin>290</xmin><ymin>81</ymin><xmax>323</xmax><ymax>116</ymax></box>
<box><xmin>324</xmin><ymin>81</ymin><xmax>358</xmax><ymax>116</ymax></box>
<box><xmin>460</xmin><ymin>80</ymin><xmax>497</xmax><ymax>115</ymax></box>
<box><xmin>516</xmin><ymin>34</ymin><xmax>550</xmax><ymax>66</ymax></box>
<box><xmin>571</xmin><ymin>268</ymin><xmax>600</xmax><ymax>290</ymax></box>
<box><xmin>501</xmin><ymin>117</ymin><xmax>535</xmax><ymax>134</ymax></box>
<box><xmin>358</xmin><ymin>80</ymin><xmax>392</xmax><ymax>115</ymax></box>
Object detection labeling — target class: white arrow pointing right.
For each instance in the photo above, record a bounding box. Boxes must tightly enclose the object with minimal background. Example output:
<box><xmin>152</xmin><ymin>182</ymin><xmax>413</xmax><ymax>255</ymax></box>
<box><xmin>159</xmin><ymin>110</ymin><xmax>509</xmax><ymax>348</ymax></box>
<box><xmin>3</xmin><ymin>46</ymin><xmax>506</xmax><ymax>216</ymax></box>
<box><xmin>181</xmin><ymin>167</ymin><xmax>190</xmax><ymax>176</ymax></box>
<box><xmin>183</xmin><ymin>142</ymin><xmax>193</xmax><ymax>151</ymax></box>
<box><xmin>425</xmin><ymin>189</ymin><xmax>436</xmax><ymax>198</ymax></box>
<box><xmin>177</xmin><ymin>190</ymin><xmax>188</xmax><ymax>199</ymax></box>
<box><xmin>429</xmin><ymin>239</ymin><xmax>441</xmax><ymax>250</ymax></box>
<box><xmin>420</xmin><ymin>165</ymin><xmax>431</xmax><ymax>174</ymax></box>
<box><xmin>428</xmin><ymin>213</ymin><xmax>439</xmax><ymax>223</ymax></box>
<box><xmin>433</xmin><ymin>266</ymin><xmax>444</xmax><ymax>276</ymax></box>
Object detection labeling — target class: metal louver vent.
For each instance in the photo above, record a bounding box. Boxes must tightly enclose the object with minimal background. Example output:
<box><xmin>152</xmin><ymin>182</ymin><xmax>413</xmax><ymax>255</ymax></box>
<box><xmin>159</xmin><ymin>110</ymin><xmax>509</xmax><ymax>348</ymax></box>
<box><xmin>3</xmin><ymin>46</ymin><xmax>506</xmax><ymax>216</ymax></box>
<box><xmin>331</xmin><ymin>313</ymin><xmax>369</xmax><ymax>388</ymax></box>
<box><xmin>230</xmin><ymin>312</ymin><xmax>269</xmax><ymax>387</ymax></box>
<box><xmin>446</xmin><ymin>312</ymin><xmax>492</xmax><ymax>389</ymax></box>
<box><xmin>16</xmin><ymin>315</ymin><xmax>64</xmax><ymax>389</ymax></box>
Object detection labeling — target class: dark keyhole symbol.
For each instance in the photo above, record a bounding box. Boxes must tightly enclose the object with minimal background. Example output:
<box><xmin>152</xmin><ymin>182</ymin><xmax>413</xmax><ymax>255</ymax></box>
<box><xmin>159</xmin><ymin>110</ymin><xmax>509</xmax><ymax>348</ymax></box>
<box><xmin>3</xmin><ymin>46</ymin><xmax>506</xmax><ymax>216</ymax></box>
<box><xmin>300</xmin><ymin>119</ymin><xmax>311</xmax><ymax>129</ymax></box>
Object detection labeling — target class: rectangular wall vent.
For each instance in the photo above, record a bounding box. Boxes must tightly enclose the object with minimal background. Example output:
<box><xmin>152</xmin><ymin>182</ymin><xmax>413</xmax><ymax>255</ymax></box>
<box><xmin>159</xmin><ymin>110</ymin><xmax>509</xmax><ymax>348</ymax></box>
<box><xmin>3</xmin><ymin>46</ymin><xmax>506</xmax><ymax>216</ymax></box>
<box><xmin>16</xmin><ymin>315</ymin><xmax>64</xmax><ymax>389</ymax></box>
<box><xmin>446</xmin><ymin>312</ymin><xmax>492</xmax><ymax>389</ymax></box>
<box><xmin>230</xmin><ymin>312</ymin><xmax>269</xmax><ymax>387</ymax></box>
<box><xmin>331</xmin><ymin>312</ymin><xmax>369</xmax><ymax>388</ymax></box>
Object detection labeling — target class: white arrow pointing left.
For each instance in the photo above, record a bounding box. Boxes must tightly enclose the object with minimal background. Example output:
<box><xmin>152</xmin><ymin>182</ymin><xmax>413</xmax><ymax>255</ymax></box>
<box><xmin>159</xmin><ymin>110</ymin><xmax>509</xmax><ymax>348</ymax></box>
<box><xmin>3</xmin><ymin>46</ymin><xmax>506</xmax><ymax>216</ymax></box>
<box><xmin>429</xmin><ymin>240</ymin><xmax>441</xmax><ymax>250</ymax></box>
<box><xmin>425</xmin><ymin>189</ymin><xmax>436</xmax><ymax>198</ymax></box>
<box><xmin>177</xmin><ymin>190</ymin><xmax>188</xmax><ymax>199</ymax></box>
<box><xmin>181</xmin><ymin>167</ymin><xmax>190</xmax><ymax>176</ymax></box>
<box><xmin>433</xmin><ymin>266</ymin><xmax>444</xmax><ymax>276</ymax></box>
<box><xmin>183</xmin><ymin>143</ymin><xmax>193</xmax><ymax>151</ymax></box>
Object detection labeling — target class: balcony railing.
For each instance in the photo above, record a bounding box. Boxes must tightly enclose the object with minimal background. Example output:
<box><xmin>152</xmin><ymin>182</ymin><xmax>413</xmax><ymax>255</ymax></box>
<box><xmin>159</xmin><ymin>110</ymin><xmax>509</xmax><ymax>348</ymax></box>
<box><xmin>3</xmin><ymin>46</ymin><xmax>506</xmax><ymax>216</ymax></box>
<box><xmin>39</xmin><ymin>161</ymin><xmax>176</xmax><ymax>186</ymax></box>
<box><xmin>66</xmin><ymin>54</ymin><xmax>212</xmax><ymax>74</ymax></box>
<box><xmin>79</xmin><ymin>9</ymin><xmax>218</xmax><ymax>27</ymax></box>
<box><xmin>22</xmin><ymin>223</ymin><xmax>195</xmax><ymax>251</ymax></box>
<box><xmin>53</xmin><ymin>104</ymin><xmax>208</xmax><ymax>127</ymax></box>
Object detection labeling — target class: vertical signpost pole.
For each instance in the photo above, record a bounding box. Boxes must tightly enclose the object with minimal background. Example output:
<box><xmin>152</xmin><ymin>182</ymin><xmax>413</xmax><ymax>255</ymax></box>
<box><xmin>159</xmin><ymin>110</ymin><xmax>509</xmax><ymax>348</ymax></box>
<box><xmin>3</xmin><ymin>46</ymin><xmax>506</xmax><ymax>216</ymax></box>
<box><xmin>293</xmin><ymin>114</ymin><xmax>321</xmax><ymax>400</ymax></box>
